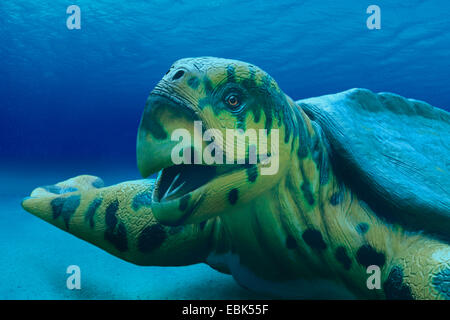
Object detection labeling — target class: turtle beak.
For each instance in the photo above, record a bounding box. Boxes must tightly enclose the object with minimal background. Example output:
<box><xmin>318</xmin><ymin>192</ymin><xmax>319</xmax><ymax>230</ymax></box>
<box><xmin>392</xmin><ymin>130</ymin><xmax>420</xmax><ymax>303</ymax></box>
<box><xmin>136</xmin><ymin>91</ymin><xmax>201</xmax><ymax>178</ymax></box>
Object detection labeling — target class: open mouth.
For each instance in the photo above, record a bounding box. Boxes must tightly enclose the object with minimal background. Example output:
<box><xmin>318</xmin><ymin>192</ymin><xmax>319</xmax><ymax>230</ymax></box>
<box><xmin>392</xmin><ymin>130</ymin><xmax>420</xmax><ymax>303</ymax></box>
<box><xmin>154</xmin><ymin>164</ymin><xmax>250</xmax><ymax>202</ymax></box>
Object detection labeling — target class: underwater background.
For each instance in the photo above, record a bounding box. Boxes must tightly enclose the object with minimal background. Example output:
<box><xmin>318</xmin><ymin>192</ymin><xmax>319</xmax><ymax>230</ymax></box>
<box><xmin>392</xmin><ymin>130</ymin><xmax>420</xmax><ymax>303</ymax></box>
<box><xmin>1</xmin><ymin>0</ymin><xmax>449</xmax><ymax>299</ymax></box>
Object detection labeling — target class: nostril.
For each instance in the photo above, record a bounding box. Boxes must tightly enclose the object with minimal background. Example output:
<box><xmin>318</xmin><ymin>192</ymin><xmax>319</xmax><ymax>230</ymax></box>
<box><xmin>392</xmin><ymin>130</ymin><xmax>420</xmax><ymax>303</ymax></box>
<box><xmin>172</xmin><ymin>70</ymin><xmax>185</xmax><ymax>81</ymax></box>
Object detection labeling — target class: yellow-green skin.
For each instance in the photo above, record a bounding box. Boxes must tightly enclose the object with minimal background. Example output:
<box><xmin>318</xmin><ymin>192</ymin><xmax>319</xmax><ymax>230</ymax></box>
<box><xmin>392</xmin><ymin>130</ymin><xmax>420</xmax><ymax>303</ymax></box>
<box><xmin>22</xmin><ymin>57</ymin><xmax>449</xmax><ymax>299</ymax></box>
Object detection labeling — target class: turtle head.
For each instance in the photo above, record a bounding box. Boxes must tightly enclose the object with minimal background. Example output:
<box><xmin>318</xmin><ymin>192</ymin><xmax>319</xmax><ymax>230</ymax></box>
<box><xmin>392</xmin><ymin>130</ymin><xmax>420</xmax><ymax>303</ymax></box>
<box><xmin>137</xmin><ymin>57</ymin><xmax>295</xmax><ymax>225</ymax></box>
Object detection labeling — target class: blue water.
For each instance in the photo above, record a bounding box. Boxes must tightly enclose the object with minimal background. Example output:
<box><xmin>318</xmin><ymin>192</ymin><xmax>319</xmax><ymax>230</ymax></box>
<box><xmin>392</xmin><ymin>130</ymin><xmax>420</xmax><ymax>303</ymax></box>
<box><xmin>1</xmin><ymin>0</ymin><xmax>449</xmax><ymax>299</ymax></box>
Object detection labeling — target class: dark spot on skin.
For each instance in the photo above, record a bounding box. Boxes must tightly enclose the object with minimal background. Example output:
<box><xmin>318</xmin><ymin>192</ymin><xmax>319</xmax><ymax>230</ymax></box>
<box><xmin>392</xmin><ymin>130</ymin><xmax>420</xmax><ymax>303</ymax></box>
<box><xmin>310</xmin><ymin>129</ymin><xmax>322</xmax><ymax>166</ymax></box>
<box><xmin>187</xmin><ymin>76</ymin><xmax>200</xmax><ymax>89</ymax></box>
<box><xmin>199</xmin><ymin>96</ymin><xmax>212</xmax><ymax>110</ymax></box>
<box><xmin>138</xmin><ymin>224</ymin><xmax>167</xmax><ymax>252</ymax></box>
<box><xmin>383</xmin><ymin>266</ymin><xmax>414</xmax><ymax>300</ymax></box>
<box><xmin>51</xmin><ymin>198</ymin><xmax>65</xmax><ymax>219</ymax></box>
<box><xmin>174</xmin><ymin>193</ymin><xmax>207</xmax><ymax>225</ymax></box>
<box><xmin>317</xmin><ymin>152</ymin><xmax>329</xmax><ymax>185</ymax></box>
<box><xmin>43</xmin><ymin>185</ymin><xmax>62</xmax><ymax>194</ymax></box>
<box><xmin>284</xmin><ymin>126</ymin><xmax>291</xmax><ymax>143</ymax></box>
<box><xmin>240</xmin><ymin>75</ymin><xmax>277</xmax><ymax>134</ymax></box>
<box><xmin>91</xmin><ymin>178</ymin><xmax>104</xmax><ymax>188</ymax></box>
<box><xmin>246</xmin><ymin>165</ymin><xmax>258</xmax><ymax>183</ymax></box>
<box><xmin>140</xmin><ymin>95</ymin><xmax>170</xmax><ymax>140</ymax></box>
<box><xmin>179</xmin><ymin>194</ymin><xmax>191</xmax><ymax>211</ymax></box>
<box><xmin>310</xmin><ymin>122</ymin><xmax>321</xmax><ymax>149</ymax></box>
<box><xmin>236</xmin><ymin>113</ymin><xmax>247</xmax><ymax>130</ymax></box>
<box><xmin>335</xmin><ymin>246</ymin><xmax>352</xmax><ymax>270</ymax></box>
<box><xmin>227</xmin><ymin>65</ymin><xmax>236</xmax><ymax>83</ymax></box>
<box><xmin>199</xmin><ymin>221</ymin><xmax>207</xmax><ymax>230</ymax></box>
<box><xmin>132</xmin><ymin>191</ymin><xmax>153</xmax><ymax>211</ymax></box>
<box><xmin>228</xmin><ymin>188</ymin><xmax>239</xmax><ymax>205</ymax></box>
<box><xmin>203</xmin><ymin>77</ymin><xmax>214</xmax><ymax>94</ymax></box>
<box><xmin>44</xmin><ymin>185</ymin><xmax>78</xmax><ymax>195</ymax></box>
<box><xmin>286</xmin><ymin>235</ymin><xmax>297</xmax><ymax>249</ymax></box>
<box><xmin>242</xmin><ymin>65</ymin><xmax>256</xmax><ymax>88</ymax></box>
<box><xmin>282</xmin><ymin>101</ymin><xmax>298</xmax><ymax>145</ymax></box>
<box><xmin>103</xmin><ymin>200</ymin><xmax>128</xmax><ymax>251</ymax></box>
<box><xmin>432</xmin><ymin>268</ymin><xmax>450</xmax><ymax>299</ymax></box>
<box><xmin>105</xmin><ymin>222</ymin><xmax>128</xmax><ymax>252</ymax></box>
<box><xmin>141</xmin><ymin>114</ymin><xmax>167</xmax><ymax>140</ymax></box>
<box><xmin>293</xmin><ymin>107</ymin><xmax>309</xmax><ymax>159</ymax></box>
<box><xmin>252</xmin><ymin>105</ymin><xmax>262</xmax><ymax>123</ymax></box>
<box><xmin>330</xmin><ymin>191</ymin><xmax>343</xmax><ymax>206</ymax></box>
<box><xmin>356</xmin><ymin>244</ymin><xmax>385</xmax><ymax>268</ymax></box>
<box><xmin>105</xmin><ymin>200</ymin><xmax>119</xmax><ymax>229</ymax></box>
<box><xmin>51</xmin><ymin>195</ymin><xmax>81</xmax><ymax>229</ymax></box>
<box><xmin>301</xmin><ymin>181</ymin><xmax>315</xmax><ymax>206</ymax></box>
<box><xmin>302</xmin><ymin>229</ymin><xmax>327</xmax><ymax>250</ymax></box>
<box><xmin>356</xmin><ymin>223</ymin><xmax>369</xmax><ymax>234</ymax></box>
<box><xmin>297</xmin><ymin>144</ymin><xmax>308</xmax><ymax>159</ymax></box>
<box><xmin>85</xmin><ymin>198</ymin><xmax>102</xmax><ymax>228</ymax></box>
<box><xmin>307</xmin><ymin>123</ymin><xmax>330</xmax><ymax>186</ymax></box>
<box><xmin>258</xmin><ymin>92</ymin><xmax>274</xmax><ymax>134</ymax></box>
<box><xmin>147</xmin><ymin>119</ymin><xmax>167</xmax><ymax>140</ymax></box>
<box><xmin>290</xmin><ymin>136</ymin><xmax>296</xmax><ymax>156</ymax></box>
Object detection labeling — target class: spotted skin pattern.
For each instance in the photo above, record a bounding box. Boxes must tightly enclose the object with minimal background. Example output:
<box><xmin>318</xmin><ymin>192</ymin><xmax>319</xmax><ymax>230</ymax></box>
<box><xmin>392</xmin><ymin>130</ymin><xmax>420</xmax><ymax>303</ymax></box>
<box><xmin>22</xmin><ymin>176</ymin><xmax>215</xmax><ymax>267</ymax></box>
<box><xmin>22</xmin><ymin>57</ymin><xmax>449</xmax><ymax>299</ymax></box>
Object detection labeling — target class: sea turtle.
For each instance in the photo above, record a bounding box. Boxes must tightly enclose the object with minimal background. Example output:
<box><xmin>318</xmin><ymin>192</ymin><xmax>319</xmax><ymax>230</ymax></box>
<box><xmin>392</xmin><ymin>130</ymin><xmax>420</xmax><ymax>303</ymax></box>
<box><xmin>22</xmin><ymin>57</ymin><xmax>450</xmax><ymax>299</ymax></box>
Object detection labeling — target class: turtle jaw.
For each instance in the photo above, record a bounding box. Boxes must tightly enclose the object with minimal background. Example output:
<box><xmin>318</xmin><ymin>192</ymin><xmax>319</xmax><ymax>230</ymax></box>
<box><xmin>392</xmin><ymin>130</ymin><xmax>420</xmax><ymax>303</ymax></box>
<box><xmin>155</xmin><ymin>165</ymin><xmax>217</xmax><ymax>203</ymax></box>
<box><xmin>150</xmin><ymin>163</ymin><xmax>255</xmax><ymax>226</ymax></box>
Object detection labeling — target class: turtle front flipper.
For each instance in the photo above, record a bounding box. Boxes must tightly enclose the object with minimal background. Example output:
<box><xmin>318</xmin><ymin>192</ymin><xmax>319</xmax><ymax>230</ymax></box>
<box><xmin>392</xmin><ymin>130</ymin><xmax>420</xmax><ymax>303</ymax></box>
<box><xmin>21</xmin><ymin>175</ymin><xmax>214</xmax><ymax>266</ymax></box>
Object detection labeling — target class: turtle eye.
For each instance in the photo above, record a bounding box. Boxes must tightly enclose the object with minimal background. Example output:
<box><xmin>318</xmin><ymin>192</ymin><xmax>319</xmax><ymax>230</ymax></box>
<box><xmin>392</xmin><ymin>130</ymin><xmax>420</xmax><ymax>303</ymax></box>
<box><xmin>225</xmin><ymin>94</ymin><xmax>241</xmax><ymax>109</ymax></box>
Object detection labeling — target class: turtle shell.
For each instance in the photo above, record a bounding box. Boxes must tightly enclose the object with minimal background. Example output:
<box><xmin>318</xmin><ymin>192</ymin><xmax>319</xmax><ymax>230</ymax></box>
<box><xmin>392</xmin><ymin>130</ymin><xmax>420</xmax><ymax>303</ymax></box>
<box><xmin>298</xmin><ymin>88</ymin><xmax>450</xmax><ymax>239</ymax></box>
